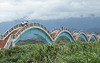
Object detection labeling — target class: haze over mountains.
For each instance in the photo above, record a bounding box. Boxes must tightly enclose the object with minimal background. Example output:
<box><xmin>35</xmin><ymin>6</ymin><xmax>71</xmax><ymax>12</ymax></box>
<box><xmin>0</xmin><ymin>17</ymin><xmax>100</xmax><ymax>35</ymax></box>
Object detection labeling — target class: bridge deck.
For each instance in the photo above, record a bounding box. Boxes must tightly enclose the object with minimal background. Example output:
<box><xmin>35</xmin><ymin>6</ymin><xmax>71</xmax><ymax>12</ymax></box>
<box><xmin>87</xmin><ymin>34</ymin><xmax>91</xmax><ymax>38</ymax></box>
<box><xmin>0</xmin><ymin>28</ymin><xmax>21</xmax><ymax>48</ymax></box>
<box><xmin>73</xmin><ymin>33</ymin><xmax>78</xmax><ymax>38</ymax></box>
<box><xmin>51</xmin><ymin>31</ymin><xmax>59</xmax><ymax>37</ymax></box>
<box><xmin>0</xmin><ymin>23</ymin><xmax>99</xmax><ymax>50</ymax></box>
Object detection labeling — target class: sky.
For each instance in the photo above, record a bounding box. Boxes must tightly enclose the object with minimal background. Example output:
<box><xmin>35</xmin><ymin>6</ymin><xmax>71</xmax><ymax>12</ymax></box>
<box><xmin>0</xmin><ymin>0</ymin><xmax>100</xmax><ymax>23</ymax></box>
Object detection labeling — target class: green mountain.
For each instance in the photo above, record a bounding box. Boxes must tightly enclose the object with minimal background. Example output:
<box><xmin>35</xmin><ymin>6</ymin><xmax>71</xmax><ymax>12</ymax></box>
<box><xmin>16</xmin><ymin>38</ymin><xmax>44</xmax><ymax>45</ymax></box>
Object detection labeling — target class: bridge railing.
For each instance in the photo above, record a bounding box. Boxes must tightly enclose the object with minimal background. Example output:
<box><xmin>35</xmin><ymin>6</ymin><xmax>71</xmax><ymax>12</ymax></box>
<box><xmin>0</xmin><ymin>24</ymin><xmax>21</xmax><ymax>40</ymax></box>
<box><xmin>14</xmin><ymin>23</ymin><xmax>50</xmax><ymax>39</ymax></box>
<box><xmin>72</xmin><ymin>31</ymin><xmax>79</xmax><ymax>34</ymax></box>
<box><xmin>49</xmin><ymin>28</ymin><xmax>61</xmax><ymax>34</ymax></box>
<box><xmin>53</xmin><ymin>27</ymin><xmax>69</xmax><ymax>39</ymax></box>
<box><xmin>4</xmin><ymin>34</ymin><xmax>13</xmax><ymax>49</ymax></box>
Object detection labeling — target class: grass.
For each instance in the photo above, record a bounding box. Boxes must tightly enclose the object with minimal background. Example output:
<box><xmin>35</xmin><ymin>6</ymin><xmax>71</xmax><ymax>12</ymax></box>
<box><xmin>0</xmin><ymin>37</ymin><xmax>100</xmax><ymax>63</ymax></box>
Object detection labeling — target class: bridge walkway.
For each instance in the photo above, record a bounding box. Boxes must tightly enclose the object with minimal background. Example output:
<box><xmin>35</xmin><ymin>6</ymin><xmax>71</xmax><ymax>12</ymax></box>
<box><xmin>51</xmin><ymin>31</ymin><xmax>59</xmax><ymax>38</ymax></box>
<box><xmin>0</xmin><ymin>28</ymin><xmax>21</xmax><ymax>49</ymax></box>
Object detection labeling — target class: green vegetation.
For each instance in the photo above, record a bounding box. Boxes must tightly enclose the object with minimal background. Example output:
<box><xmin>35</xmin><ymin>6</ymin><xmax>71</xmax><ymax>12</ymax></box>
<box><xmin>0</xmin><ymin>37</ymin><xmax>100</xmax><ymax>63</ymax></box>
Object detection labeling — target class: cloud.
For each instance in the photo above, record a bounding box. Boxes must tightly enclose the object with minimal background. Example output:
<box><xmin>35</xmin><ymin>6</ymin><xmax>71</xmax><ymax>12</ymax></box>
<box><xmin>0</xmin><ymin>0</ymin><xmax>100</xmax><ymax>23</ymax></box>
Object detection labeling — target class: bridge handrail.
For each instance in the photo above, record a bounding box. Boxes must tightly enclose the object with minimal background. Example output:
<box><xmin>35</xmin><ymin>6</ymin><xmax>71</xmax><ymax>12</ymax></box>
<box><xmin>4</xmin><ymin>34</ymin><xmax>12</xmax><ymax>49</ymax></box>
<box><xmin>75</xmin><ymin>31</ymin><xmax>89</xmax><ymax>41</ymax></box>
<box><xmin>0</xmin><ymin>24</ymin><xmax>21</xmax><ymax>40</ymax></box>
<box><xmin>14</xmin><ymin>23</ymin><xmax>50</xmax><ymax>39</ymax></box>
<box><xmin>49</xmin><ymin>28</ymin><xmax>61</xmax><ymax>34</ymax></box>
<box><xmin>88</xmin><ymin>33</ymin><xmax>98</xmax><ymax>41</ymax></box>
<box><xmin>72</xmin><ymin>31</ymin><xmax>79</xmax><ymax>34</ymax></box>
<box><xmin>53</xmin><ymin>27</ymin><xmax>69</xmax><ymax>39</ymax></box>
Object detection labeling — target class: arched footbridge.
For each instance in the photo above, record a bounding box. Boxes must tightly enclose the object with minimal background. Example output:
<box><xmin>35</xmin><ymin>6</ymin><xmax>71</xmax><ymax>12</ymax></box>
<box><xmin>0</xmin><ymin>23</ymin><xmax>100</xmax><ymax>50</ymax></box>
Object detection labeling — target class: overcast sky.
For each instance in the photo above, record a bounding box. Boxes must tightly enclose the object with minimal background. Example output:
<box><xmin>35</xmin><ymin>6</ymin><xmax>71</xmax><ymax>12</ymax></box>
<box><xmin>0</xmin><ymin>0</ymin><xmax>100</xmax><ymax>23</ymax></box>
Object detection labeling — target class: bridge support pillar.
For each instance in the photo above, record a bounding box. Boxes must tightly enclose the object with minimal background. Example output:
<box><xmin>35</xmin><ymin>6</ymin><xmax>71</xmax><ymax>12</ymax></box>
<box><xmin>12</xmin><ymin>40</ymin><xmax>15</xmax><ymax>47</ymax></box>
<box><xmin>0</xmin><ymin>35</ymin><xmax>1</xmax><ymax>40</ymax></box>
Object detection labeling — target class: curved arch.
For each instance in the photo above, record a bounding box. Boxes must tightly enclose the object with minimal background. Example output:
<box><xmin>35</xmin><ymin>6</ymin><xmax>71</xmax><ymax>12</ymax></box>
<box><xmin>89</xmin><ymin>34</ymin><xmax>97</xmax><ymax>41</ymax></box>
<box><xmin>14</xmin><ymin>27</ymin><xmax>53</xmax><ymax>44</ymax></box>
<box><xmin>96</xmin><ymin>35</ymin><xmax>100</xmax><ymax>41</ymax></box>
<box><xmin>1</xmin><ymin>23</ymin><xmax>100</xmax><ymax>49</ymax></box>
<box><xmin>76</xmin><ymin>32</ymin><xmax>88</xmax><ymax>42</ymax></box>
<box><xmin>99</xmin><ymin>36</ymin><xmax>100</xmax><ymax>41</ymax></box>
<box><xmin>54</xmin><ymin>30</ymin><xmax>74</xmax><ymax>42</ymax></box>
<box><xmin>99</xmin><ymin>35</ymin><xmax>100</xmax><ymax>40</ymax></box>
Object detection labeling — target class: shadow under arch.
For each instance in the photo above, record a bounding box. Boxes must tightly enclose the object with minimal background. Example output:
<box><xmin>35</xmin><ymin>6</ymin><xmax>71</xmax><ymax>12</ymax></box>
<box><xmin>54</xmin><ymin>31</ymin><xmax>74</xmax><ymax>42</ymax></box>
<box><xmin>89</xmin><ymin>35</ymin><xmax>97</xmax><ymax>42</ymax></box>
<box><xmin>76</xmin><ymin>33</ymin><xmax>88</xmax><ymax>42</ymax></box>
<box><xmin>14</xmin><ymin>28</ymin><xmax>52</xmax><ymax>44</ymax></box>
